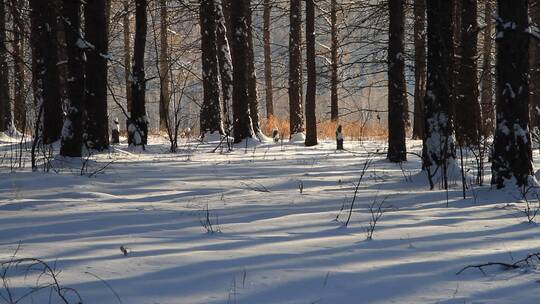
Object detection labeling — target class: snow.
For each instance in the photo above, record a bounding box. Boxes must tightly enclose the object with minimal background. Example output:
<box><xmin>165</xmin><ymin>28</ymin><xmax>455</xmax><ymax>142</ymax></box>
<box><xmin>2</xmin><ymin>138</ymin><xmax>540</xmax><ymax>303</ymax></box>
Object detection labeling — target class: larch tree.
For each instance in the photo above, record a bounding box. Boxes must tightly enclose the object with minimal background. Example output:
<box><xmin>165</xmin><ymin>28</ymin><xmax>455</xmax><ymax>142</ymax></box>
<box><xmin>412</xmin><ymin>0</ymin><xmax>426</xmax><ymax>140</ymax></box>
<box><xmin>491</xmin><ymin>0</ymin><xmax>533</xmax><ymax>188</ymax></box>
<box><xmin>159</xmin><ymin>0</ymin><xmax>170</xmax><ymax>132</ymax></box>
<box><xmin>423</xmin><ymin>0</ymin><xmax>456</xmax><ymax>190</ymax></box>
<box><xmin>85</xmin><ymin>0</ymin><xmax>110</xmax><ymax>150</ymax></box>
<box><xmin>216</xmin><ymin>1</ymin><xmax>233</xmax><ymax>133</ymax></box>
<box><xmin>529</xmin><ymin>0</ymin><xmax>540</xmax><ymax>136</ymax></box>
<box><xmin>200</xmin><ymin>0</ymin><xmax>224</xmax><ymax>136</ymax></box>
<box><xmin>480</xmin><ymin>0</ymin><xmax>494</xmax><ymax>138</ymax></box>
<box><xmin>60</xmin><ymin>0</ymin><xmax>85</xmax><ymax>157</ymax></box>
<box><xmin>263</xmin><ymin>0</ymin><xmax>274</xmax><ymax>119</ymax></box>
<box><xmin>128</xmin><ymin>0</ymin><xmax>149</xmax><ymax>147</ymax></box>
<box><xmin>0</xmin><ymin>0</ymin><xmax>9</xmax><ymax>133</ymax></box>
<box><xmin>305</xmin><ymin>0</ymin><xmax>317</xmax><ymax>146</ymax></box>
<box><xmin>123</xmin><ymin>0</ymin><xmax>133</xmax><ymax>113</ymax></box>
<box><xmin>330</xmin><ymin>0</ymin><xmax>339</xmax><ymax>122</ymax></box>
<box><xmin>10</xmin><ymin>0</ymin><xmax>25</xmax><ymax>133</ymax></box>
<box><xmin>387</xmin><ymin>0</ymin><xmax>407</xmax><ymax>162</ymax></box>
<box><xmin>245</xmin><ymin>1</ymin><xmax>261</xmax><ymax>137</ymax></box>
<box><xmin>289</xmin><ymin>0</ymin><xmax>304</xmax><ymax>137</ymax></box>
<box><xmin>230</xmin><ymin>0</ymin><xmax>254</xmax><ymax>142</ymax></box>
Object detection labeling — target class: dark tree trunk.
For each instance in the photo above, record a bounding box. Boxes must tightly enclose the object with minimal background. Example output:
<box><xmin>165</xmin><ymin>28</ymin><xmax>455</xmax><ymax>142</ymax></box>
<box><xmin>245</xmin><ymin>1</ymin><xmax>261</xmax><ymax>136</ymax></box>
<box><xmin>128</xmin><ymin>0</ymin><xmax>148</xmax><ymax>146</ymax></box>
<box><xmin>289</xmin><ymin>0</ymin><xmax>304</xmax><ymax>136</ymax></box>
<box><xmin>10</xmin><ymin>0</ymin><xmax>25</xmax><ymax>133</ymax></box>
<box><xmin>455</xmin><ymin>0</ymin><xmax>481</xmax><ymax>145</ymax></box>
<box><xmin>123</xmin><ymin>0</ymin><xmax>133</xmax><ymax>114</ymax></box>
<box><xmin>85</xmin><ymin>0</ymin><xmax>109</xmax><ymax>150</ymax></box>
<box><xmin>263</xmin><ymin>0</ymin><xmax>274</xmax><ymax>119</ymax></box>
<box><xmin>159</xmin><ymin>0</ymin><xmax>170</xmax><ymax>132</ymax></box>
<box><xmin>60</xmin><ymin>0</ymin><xmax>85</xmax><ymax>157</ymax></box>
<box><xmin>230</xmin><ymin>0</ymin><xmax>253</xmax><ymax>142</ymax></box>
<box><xmin>200</xmin><ymin>0</ymin><xmax>224</xmax><ymax>136</ymax></box>
<box><xmin>412</xmin><ymin>0</ymin><xmax>426</xmax><ymax>140</ymax></box>
<box><xmin>0</xmin><ymin>0</ymin><xmax>9</xmax><ymax>133</ymax></box>
<box><xmin>491</xmin><ymin>0</ymin><xmax>532</xmax><ymax>188</ymax></box>
<box><xmin>330</xmin><ymin>0</ymin><xmax>339</xmax><ymax>122</ymax></box>
<box><xmin>387</xmin><ymin>0</ymin><xmax>407</xmax><ymax>162</ymax></box>
<box><xmin>530</xmin><ymin>0</ymin><xmax>540</xmax><ymax>139</ymax></box>
<box><xmin>423</xmin><ymin>0</ymin><xmax>456</xmax><ymax>189</ymax></box>
<box><xmin>216</xmin><ymin>1</ymin><xmax>233</xmax><ymax>133</ymax></box>
<box><xmin>305</xmin><ymin>0</ymin><xmax>317</xmax><ymax>146</ymax></box>
<box><xmin>480</xmin><ymin>0</ymin><xmax>495</xmax><ymax>138</ymax></box>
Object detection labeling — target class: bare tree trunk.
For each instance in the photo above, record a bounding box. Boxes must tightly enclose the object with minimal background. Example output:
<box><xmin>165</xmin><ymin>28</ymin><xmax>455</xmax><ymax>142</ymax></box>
<box><xmin>123</xmin><ymin>0</ymin><xmax>133</xmax><ymax>113</ymax></box>
<box><xmin>480</xmin><ymin>0</ymin><xmax>494</xmax><ymax>137</ymax></box>
<box><xmin>491</xmin><ymin>0</ymin><xmax>532</xmax><ymax>188</ymax></box>
<box><xmin>245</xmin><ymin>1</ymin><xmax>261</xmax><ymax>136</ymax></box>
<box><xmin>231</xmin><ymin>0</ymin><xmax>253</xmax><ymax>142</ymax></box>
<box><xmin>412</xmin><ymin>0</ymin><xmax>426</xmax><ymax>139</ymax></box>
<box><xmin>200</xmin><ymin>0</ymin><xmax>224</xmax><ymax>136</ymax></box>
<box><xmin>263</xmin><ymin>0</ymin><xmax>274</xmax><ymax>119</ymax></box>
<box><xmin>330</xmin><ymin>0</ymin><xmax>339</xmax><ymax>122</ymax></box>
<box><xmin>10</xmin><ymin>0</ymin><xmax>25</xmax><ymax>133</ymax></box>
<box><xmin>85</xmin><ymin>0</ymin><xmax>109</xmax><ymax>150</ymax></box>
<box><xmin>0</xmin><ymin>0</ymin><xmax>10</xmax><ymax>133</ymax></box>
<box><xmin>529</xmin><ymin>0</ymin><xmax>540</xmax><ymax>138</ymax></box>
<box><xmin>128</xmin><ymin>0</ymin><xmax>148</xmax><ymax>146</ymax></box>
<box><xmin>289</xmin><ymin>0</ymin><xmax>304</xmax><ymax>137</ymax></box>
<box><xmin>305</xmin><ymin>0</ymin><xmax>317</xmax><ymax>146</ymax></box>
<box><xmin>387</xmin><ymin>0</ymin><xmax>407</xmax><ymax>162</ymax></box>
<box><xmin>159</xmin><ymin>0</ymin><xmax>170</xmax><ymax>132</ymax></box>
<box><xmin>216</xmin><ymin>1</ymin><xmax>233</xmax><ymax>133</ymax></box>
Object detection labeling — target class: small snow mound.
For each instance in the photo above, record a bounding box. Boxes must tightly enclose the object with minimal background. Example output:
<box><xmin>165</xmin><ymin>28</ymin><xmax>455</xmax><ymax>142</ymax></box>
<box><xmin>289</xmin><ymin>132</ymin><xmax>306</xmax><ymax>143</ymax></box>
<box><xmin>255</xmin><ymin>131</ymin><xmax>273</xmax><ymax>143</ymax></box>
<box><xmin>201</xmin><ymin>132</ymin><xmax>223</xmax><ymax>143</ymax></box>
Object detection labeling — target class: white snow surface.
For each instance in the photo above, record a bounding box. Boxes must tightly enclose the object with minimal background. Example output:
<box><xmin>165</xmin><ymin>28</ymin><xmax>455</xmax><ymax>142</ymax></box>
<box><xmin>1</xmin><ymin>137</ymin><xmax>540</xmax><ymax>303</ymax></box>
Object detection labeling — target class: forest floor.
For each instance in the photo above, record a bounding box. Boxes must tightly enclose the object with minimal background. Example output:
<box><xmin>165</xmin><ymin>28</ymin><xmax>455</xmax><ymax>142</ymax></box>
<box><xmin>1</xmin><ymin>136</ymin><xmax>540</xmax><ymax>303</ymax></box>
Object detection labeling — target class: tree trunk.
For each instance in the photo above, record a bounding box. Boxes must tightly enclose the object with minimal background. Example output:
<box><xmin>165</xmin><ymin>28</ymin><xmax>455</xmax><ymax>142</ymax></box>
<box><xmin>230</xmin><ymin>0</ymin><xmax>254</xmax><ymax>142</ymax></box>
<box><xmin>200</xmin><ymin>0</ymin><xmax>224</xmax><ymax>136</ymax></box>
<box><xmin>123</xmin><ymin>0</ymin><xmax>133</xmax><ymax>113</ymax></box>
<box><xmin>305</xmin><ymin>0</ymin><xmax>317</xmax><ymax>146</ymax></box>
<box><xmin>330</xmin><ymin>0</ymin><xmax>339</xmax><ymax>122</ymax></box>
<box><xmin>0</xmin><ymin>0</ymin><xmax>9</xmax><ymax>133</ymax></box>
<box><xmin>128</xmin><ymin>0</ymin><xmax>148</xmax><ymax>147</ymax></box>
<box><xmin>159</xmin><ymin>0</ymin><xmax>170</xmax><ymax>132</ymax></box>
<box><xmin>289</xmin><ymin>0</ymin><xmax>304</xmax><ymax>137</ymax></box>
<box><xmin>412</xmin><ymin>0</ymin><xmax>426</xmax><ymax>139</ymax></box>
<box><xmin>85</xmin><ymin>0</ymin><xmax>109</xmax><ymax>150</ymax></box>
<box><xmin>263</xmin><ymin>0</ymin><xmax>274</xmax><ymax>119</ymax></box>
<box><xmin>480</xmin><ymin>0</ymin><xmax>494</xmax><ymax>138</ymax></box>
<box><xmin>245</xmin><ymin>1</ymin><xmax>261</xmax><ymax>136</ymax></box>
<box><xmin>529</xmin><ymin>0</ymin><xmax>540</xmax><ymax>140</ymax></box>
<box><xmin>60</xmin><ymin>0</ymin><xmax>85</xmax><ymax>157</ymax></box>
<box><xmin>423</xmin><ymin>0</ymin><xmax>456</xmax><ymax>190</ymax></box>
<box><xmin>491</xmin><ymin>0</ymin><xmax>532</xmax><ymax>188</ymax></box>
<box><xmin>10</xmin><ymin>0</ymin><xmax>25</xmax><ymax>133</ymax></box>
<box><xmin>216</xmin><ymin>1</ymin><xmax>233</xmax><ymax>133</ymax></box>
<box><xmin>387</xmin><ymin>0</ymin><xmax>407</xmax><ymax>162</ymax></box>
<box><xmin>455</xmin><ymin>0</ymin><xmax>481</xmax><ymax>145</ymax></box>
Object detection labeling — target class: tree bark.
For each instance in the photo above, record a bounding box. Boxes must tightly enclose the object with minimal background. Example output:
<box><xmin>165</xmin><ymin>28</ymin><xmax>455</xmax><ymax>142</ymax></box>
<box><xmin>10</xmin><ymin>0</ymin><xmax>25</xmax><ymax>133</ymax></box>
<box><xmin>305</xmin><ymin>0</ymin><xmax>317</xmax><ymax>146</ymax></box>
<box><xmin>200</xmin><ymin>0</ymin><xmax>224</xmax><ymax>136</ymax></box>
<box><xmin>491</xmin><ymin>0</ymin><xmax>532</xmax><ymax>188</ymax></box>
<box><xmin>159</xmin><ymin>0</ymin><xmax>170</xmax><ymax>132</ymax></box>
<box><xmin>245</xmin><ymin>1</ymin><xmax>261</xmax><ymax>136</ymax></box>
<box><xmin>412</xmin><ymin>0</ymin><xmax>426</xmax><ymax>139</ymax></box>
<box><xmin>263</xmin><ymin>0</ymin><xmax>274</xmax><ymax>119</ymax></box>
<box><xmin>330</xmin><ymin>0</ymin><xmax>339</xmax><ymax>122</ymax></box>
<box><xmin>123</xmin><ymin>0</ymin><xmax>133</xmax><ymax>113</ymax></box>
<box><xmin>128</xmin><ymin>0</ymin><xmax>148</xmax><ymax>146</ymax></box>
<box><xmin>289</xmin><ymin>0</ymin><xmax>304</xmax><ymax>137</ymax></box>
<box><xmin>85</xmin><ymin>0</ymin><xmax>109</xmax><ymax>150</ymax></box>
<box><xmin>480</xmin><ymin>0</ymin><xmax>494</xmax><ymax>137</ymax></box>
<box><xmin>230</xmin><ymin>0</ymin><xmax>253</xmax><ymax>142</ymax></box>
<box><xmin>387</xmin><ymin>0</ymin><xmax>407</xmax><ymax>162</ymax></box>
<box><xmin>216</xmin><ymin>1</ymin><xmax>233</xmax><ymax>133</ymax></box>
<box><xmin>529</xmin><ymin>0</ymin><xmax>540</xmax><ymax>138</ymax></box>
<box><xmin>0</xmin><ymin>0</ymin><xmax>10</xmax><ymax>133</ymax></box>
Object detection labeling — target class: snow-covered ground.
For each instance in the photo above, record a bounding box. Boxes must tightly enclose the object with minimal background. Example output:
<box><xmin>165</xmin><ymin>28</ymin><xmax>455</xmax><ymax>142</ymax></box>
<box><xmin>1</xmin><ymin>137</ymin><xmax>540</xmax><ymax>303</ymax></box>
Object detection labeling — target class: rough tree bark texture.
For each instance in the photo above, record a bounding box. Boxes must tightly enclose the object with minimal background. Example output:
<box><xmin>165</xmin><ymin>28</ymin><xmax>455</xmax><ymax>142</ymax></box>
<box><xmin>159</xmin><ymin>0</ymin><xmax>170</xmax><ymax>131</ymax></box>
<box><xmin>85</xmin><ymin>0</ymin><xmax>109</xmax><ymax>150</ymax></box>
<box><xmin>480</xmin><ymin>0</ymin><xmax>494</xmax><ymax>138</ymax></box>
<box><xmin>231</xmin><ymin>0</ymin><xmax>254</xmax><ymax>142</ymax></box>
<box><xmin>123</xmin><ymin>0</ymin><xmax>133</xmax><ymax>113</ymax></box>
<box><xmin>245</xmin><ymin>1</ymin><xmax>261</xmax><ymax>136</ymax></box>
<box><xmin>305</xmin><ymin>0</ymin><xmax>317</xmax><ymax>147</ymax></box>
<box><xmin>200</xmin><ymin>0</ymin><xmax>224</xmax><ymax>136</ymax></box>
<box><xmin>387</xmin><ymin>0</ymin><xmax>407</xmax><ymax>162</ymax></box>
<box><xmin>60</xmin><ymin>0</ymin><xmax>85</xmax><ymax>157</ymax></box>
<box><xmin>0</xmin><ymin>0</ymin><xmax>10</xmax><ymax>133</ymax></box>
<box><xmin>289</xmin><ymin>0</ymin><xmax>304</xmax><ymax>137</ymax></box>
<box><xmin>10</xmin><ymin>0</ymin><xmax>25</xmax><ymax>132</ymax></box>
<box><xmin>263</xmin><ymin>0</ymin><xmax>274</xmax><ymax>119</ymax></box>
<box><xmin>529</xmin><ymin>0</ymin><xmax>540</xmax><ymax>137</ymax></box>
<box><xmin>423</xmin><ymin>0</ymin><xmax>456</xmax><ymax>189</ymax></box>
<box><xmin>129</xmin><ymin>0</ymin><xmax>149</xmax><ymax>146</ymax></box>
<box><xmin>491</xmin><ymin>0</ymin><xmax>532</xmax><ymax>188</ymax></box>
<box><xmin>216</xmin><ymin>1</ymin><xmax>233</xmax><ymax>132</ymax></box>
<box><xmin>412</xmin><ymin>0</ymin><xmax>426</xmax><ymax>140</ymax></box>
<box><xmin>330</xmin><ymin>0</ymin><xmax>339</xmax><ymax>122</ymax></box>
<box><xmin>455</xmin><ymin>0</ymin><xmax>481</xmax><ymax>145</ymax></box>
